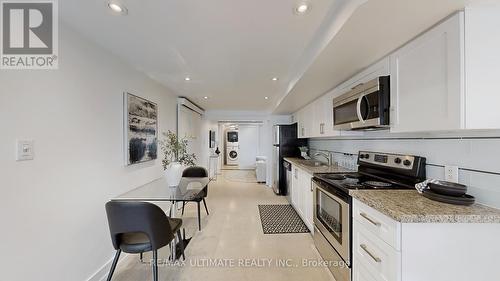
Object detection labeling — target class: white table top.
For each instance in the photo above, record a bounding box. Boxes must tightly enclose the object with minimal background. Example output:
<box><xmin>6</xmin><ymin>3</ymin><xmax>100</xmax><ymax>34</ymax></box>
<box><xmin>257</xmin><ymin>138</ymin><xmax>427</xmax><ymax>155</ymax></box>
<box><xmin>112</xmin><ymin>177</ymin><xmax>209</xmax><ymax>202</ymax></box>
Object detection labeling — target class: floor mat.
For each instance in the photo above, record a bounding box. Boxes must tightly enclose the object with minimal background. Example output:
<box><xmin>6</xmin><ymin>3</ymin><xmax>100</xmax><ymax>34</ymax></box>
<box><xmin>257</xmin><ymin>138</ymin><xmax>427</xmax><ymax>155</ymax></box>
<box><xmin>258</xmin><ymin>204</ymin><xmax>310</xmax><ymax>234</ymax></box>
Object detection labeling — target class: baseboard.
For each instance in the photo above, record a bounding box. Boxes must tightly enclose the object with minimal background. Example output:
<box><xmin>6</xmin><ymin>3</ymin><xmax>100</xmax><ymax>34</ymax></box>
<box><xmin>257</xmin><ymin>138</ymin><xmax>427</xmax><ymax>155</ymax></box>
<box><xmin>86</xmin><ymin>252</ymin><xmax>132</xmax><ymax>281</ymax></box>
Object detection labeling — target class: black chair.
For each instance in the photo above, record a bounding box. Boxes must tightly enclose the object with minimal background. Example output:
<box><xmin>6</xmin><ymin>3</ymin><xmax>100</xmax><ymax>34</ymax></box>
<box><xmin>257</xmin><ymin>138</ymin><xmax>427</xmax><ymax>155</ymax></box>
<box><xmin>105</xmin><ymin>201</ymin><xmax>185</xmax><ymax>281</ymax></box>
<box><xmin>181</xmin><ymin>166</ymin><xmax>209</xmax><ymax>230</ymax></box>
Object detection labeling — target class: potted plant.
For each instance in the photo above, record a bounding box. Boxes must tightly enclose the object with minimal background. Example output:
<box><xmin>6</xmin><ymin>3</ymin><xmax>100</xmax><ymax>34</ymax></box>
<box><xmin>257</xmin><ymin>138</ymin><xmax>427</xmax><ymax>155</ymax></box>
<box><xmin>159</xmin><ymin>130</ymin><xmax>196</xmax><ymax>186</ymax></box>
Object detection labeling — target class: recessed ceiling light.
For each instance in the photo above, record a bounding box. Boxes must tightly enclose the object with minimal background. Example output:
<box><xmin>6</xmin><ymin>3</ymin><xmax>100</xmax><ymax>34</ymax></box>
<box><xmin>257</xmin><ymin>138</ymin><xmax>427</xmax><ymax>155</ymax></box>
<box><xmin>204</xmin><ymin>96</ymin><xmax>209</xmax><ymax>99</ymax></box>
<box><xmin>108</xmin><ymin>2</ymin><xmax>127</xmax><ymax>15</ymax></box>
<box><xmin>184</xmin><ymin>77</ymin><xmax>191</xmax><ymax>81</ymax></box>
<box><xmin>271</xmin><ymin>77</ymin><xmax>278</xmax><ymax>81</ymax></box>
<box><xmin>264</xmin><ymin>96</ymin><xmax>269</xmax><ymax>100</ymax></box>
<box><xmin>295</xmin><ymin>3</ymin><xmax>310</xmax><ymax>15</ymax></box>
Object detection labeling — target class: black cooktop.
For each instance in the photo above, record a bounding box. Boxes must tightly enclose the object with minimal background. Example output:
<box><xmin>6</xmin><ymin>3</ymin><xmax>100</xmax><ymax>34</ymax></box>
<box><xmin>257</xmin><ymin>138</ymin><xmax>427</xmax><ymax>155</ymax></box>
<box><xmin>314</xmin><ymin>172</ymin><xmax>414</xmax><ymax>194</ymax></box>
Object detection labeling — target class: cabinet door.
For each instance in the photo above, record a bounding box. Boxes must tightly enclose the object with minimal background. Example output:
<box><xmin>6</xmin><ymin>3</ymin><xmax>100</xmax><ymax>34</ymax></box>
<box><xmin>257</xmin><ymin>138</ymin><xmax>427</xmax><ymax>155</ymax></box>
<box><xmin>390</xmin><ymin>13</ymin><xmax>464</xmax><ymax>133</ymax></box>
<box><xmin>312</xmin><ymin>99</ymin><xmax>323</xmax><ymax>137</ymax></box>
<box><xmin>302</xmin><ymin>172</ymin><xmax>314</xmax><ymax>232</ymax></box>
<box><xmin>291</xmin><ymin>167</ymin><xmax>300</xmax><ymax>212</ymax></box>
<box><xmin>296</xmin><ymin>109</ymin><xmax>306</xmax><ymax>139</ymax></box>
<box><xmin>303</xmin><ymin>104</ymin><xmax>314</xmax><ymax>138</ymax></box>
<box><xmin>353</xmin><ymin>260</ymin><xmax>379</xmax><ymax>281</ymax></box>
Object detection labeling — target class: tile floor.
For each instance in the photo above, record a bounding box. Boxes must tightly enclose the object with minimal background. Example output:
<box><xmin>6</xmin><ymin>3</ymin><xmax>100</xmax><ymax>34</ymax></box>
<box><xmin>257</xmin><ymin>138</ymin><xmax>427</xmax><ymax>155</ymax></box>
<box><xmin>111</xmin><ymin>171</ymin><xmax>334</xmax><ymax>281</ymax></box>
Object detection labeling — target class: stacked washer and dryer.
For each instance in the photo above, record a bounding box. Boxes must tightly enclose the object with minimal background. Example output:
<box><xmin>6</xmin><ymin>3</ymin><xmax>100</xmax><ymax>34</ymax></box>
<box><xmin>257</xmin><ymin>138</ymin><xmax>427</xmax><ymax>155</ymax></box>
<box><xmin>225</xmin><ymin>130</ymin><xmax>239</xmax><ymax>166</ymax></box>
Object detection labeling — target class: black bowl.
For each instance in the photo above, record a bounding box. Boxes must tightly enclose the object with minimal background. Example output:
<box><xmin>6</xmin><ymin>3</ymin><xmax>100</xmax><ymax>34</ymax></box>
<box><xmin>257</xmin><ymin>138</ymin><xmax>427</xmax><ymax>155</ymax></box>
<box><xmin>429</xmin><ymin>180</ymin><xmax>467</xmax><ymax>197</ymax></box>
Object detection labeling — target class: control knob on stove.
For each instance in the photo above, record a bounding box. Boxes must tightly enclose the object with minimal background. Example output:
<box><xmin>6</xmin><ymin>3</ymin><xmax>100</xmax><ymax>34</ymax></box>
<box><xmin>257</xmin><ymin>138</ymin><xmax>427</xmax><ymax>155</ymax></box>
<box><xmin>363</xmin><ymin>154</ymin><xmax>370</xmax><ymax>159</ymax></box>
<box><xmin>394</xmin><ymin>157</ymin><xmax>402</xmax><ymax>164</ymax></box>
<box><xmin>403</xmin><ymin>159</ymin><xmax>412</xmax><ymax>166</ymax></box>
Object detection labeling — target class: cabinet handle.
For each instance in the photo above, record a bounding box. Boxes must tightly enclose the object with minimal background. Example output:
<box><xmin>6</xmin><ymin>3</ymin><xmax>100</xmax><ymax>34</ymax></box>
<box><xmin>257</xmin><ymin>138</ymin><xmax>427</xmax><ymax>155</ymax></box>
<box><xmin>360</xmin><ymin>212</ymin><xmax>381</xmax><ymax>226</ymax></box>
<box><xmin>360</xmin><ymin>244</ymin><xmax>382</xmax><ymax>263</ymax></box>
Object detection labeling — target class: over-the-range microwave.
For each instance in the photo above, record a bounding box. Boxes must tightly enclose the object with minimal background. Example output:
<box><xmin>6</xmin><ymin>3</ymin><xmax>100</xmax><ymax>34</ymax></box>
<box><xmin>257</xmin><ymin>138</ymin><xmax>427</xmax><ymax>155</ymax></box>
<box><xmin>333</xmin><ymin>76</ymin><xmax>390</xmax><ymax>130</ymax></box>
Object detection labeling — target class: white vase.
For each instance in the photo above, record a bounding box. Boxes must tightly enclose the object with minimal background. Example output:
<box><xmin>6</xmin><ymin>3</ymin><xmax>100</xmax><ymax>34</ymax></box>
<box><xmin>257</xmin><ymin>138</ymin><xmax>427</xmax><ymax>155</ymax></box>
<box><xmin>164</xmin><ymin>162</ymin><xmax>185</xmax><ymax>187</ymax></box>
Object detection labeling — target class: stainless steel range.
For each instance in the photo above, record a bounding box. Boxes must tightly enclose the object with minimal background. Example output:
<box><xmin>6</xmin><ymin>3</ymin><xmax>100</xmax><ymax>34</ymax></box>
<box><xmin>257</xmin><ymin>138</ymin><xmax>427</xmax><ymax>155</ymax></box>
<box><xmin>312</xmin><ymin>151</ymin><xmax>426</xmax><ymax>281</ymax></box>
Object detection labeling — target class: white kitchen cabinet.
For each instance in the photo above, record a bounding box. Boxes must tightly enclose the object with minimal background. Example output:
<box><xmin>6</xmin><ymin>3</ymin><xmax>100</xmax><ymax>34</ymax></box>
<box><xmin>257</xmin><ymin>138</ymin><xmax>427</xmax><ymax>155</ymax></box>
<box><xmin>464</xmin><ymin>3</ymin><xmax>500</xmax><ymax>129</ymax></box>
<box><xmin>311</xmin><ymin>92</ymin><xmax>341</xmax><ymax>138</ymax></box>
<box><xmin>299</xmin><ymin>168</ymin><xmax>314</xmax><ymax>231</ymax></box>
<box><xmin>290</xmin><ymin>164</ymin><xmax>314</xmax><ymax>232</ymax></box>
<box><xmin>390</xmin><ymin>7</ymin><xmax>500</xmax><ymax>132</ymax></box>
<box><xmin>390</xmin><ymin>13</ymin><xmax>465</xmax><ymax>133</ymax></box>
<box><xmin>291</xmin><ymin>165</ymin><xmax>300</xmax><ymax>212</ymax></box>
<box><xmin>353</xmin><ymin>199</ymin><xmax>500</xmax><ymax>281</ymax></box>
<box><xmin>297</xmin><ymin>106</ymin><xmax>313</xmax><ymax>139</ymax></box>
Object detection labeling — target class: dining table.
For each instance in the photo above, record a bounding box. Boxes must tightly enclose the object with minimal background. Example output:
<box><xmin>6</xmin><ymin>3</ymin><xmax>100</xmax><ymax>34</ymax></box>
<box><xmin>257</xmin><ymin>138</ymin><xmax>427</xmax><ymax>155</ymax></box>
<box><xmin>112</xmin><ymin>176</ymin><xmax>210</xmax><ymax>260</ymax></box>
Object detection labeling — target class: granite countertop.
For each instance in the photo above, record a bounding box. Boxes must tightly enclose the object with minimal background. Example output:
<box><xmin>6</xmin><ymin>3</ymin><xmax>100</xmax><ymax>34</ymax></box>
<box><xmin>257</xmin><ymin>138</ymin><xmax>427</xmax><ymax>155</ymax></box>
<box><xmin>350</xmin><ymin>189</ymin><xmax>500</xmax><ymax>223</ymax></box>
<box><xmin>283</xmin><ymin>157</ymin><xmax>355</xmax><ymax>175</ymax></box>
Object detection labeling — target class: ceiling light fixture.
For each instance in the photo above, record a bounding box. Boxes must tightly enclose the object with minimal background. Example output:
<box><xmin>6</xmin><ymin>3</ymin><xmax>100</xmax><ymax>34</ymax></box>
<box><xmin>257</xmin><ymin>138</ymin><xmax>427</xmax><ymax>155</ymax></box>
<box><xmin>204</xmin><ymin>96</ymin><xmax>209</xmax><ymax>99</ymax></box>
<box><xmin>264</xmin><ymin>96</ymin><xmax>269</xmax><ymax>100</ymax></box>
<box><xmin>271</xmin><ymin>77</ymin><xmax>278</xmax><ymax>81</ymax></box>
<box><xmin>108</xmin><ymin>2</ymin><xmax>127</xmax><ymax>15</ymax></box>
<box><xmin>295</xmin><ymin>3</ymin><xmax>310</xmax><ymax>15</ymax></box>
<box><xmin>184</xmin><ymin>77</ymin><xmax>191</xmax><ymax>81</ymax></box>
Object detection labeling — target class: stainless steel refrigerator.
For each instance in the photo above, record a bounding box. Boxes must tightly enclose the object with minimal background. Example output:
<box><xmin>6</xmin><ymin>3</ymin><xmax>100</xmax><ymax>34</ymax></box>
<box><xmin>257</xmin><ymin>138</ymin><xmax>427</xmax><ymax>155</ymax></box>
<box><xmin>272</xmin><ymin>123</ymin><xmax>307</xmax><ymax>195</ymax></box>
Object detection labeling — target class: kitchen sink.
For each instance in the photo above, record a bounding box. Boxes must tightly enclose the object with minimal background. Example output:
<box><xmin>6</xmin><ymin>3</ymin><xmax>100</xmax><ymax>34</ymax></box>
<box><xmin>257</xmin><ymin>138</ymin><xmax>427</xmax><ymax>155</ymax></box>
<box><xmin>300</xmin><ymin>160</ymin><xmax>327</xmax><ymax>167</ymax></box>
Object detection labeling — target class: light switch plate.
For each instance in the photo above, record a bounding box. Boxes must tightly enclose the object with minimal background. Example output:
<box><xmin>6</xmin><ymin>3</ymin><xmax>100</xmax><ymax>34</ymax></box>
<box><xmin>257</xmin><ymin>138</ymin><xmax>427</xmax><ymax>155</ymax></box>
<box><xmin>444</xmin><ymin>165</ymin><xmax>459</xmax><ymax>183</ymax></box>
<box><xmin>16</xmin><ymin>140</ymin><xmax>34</xmax><ymax>161</ymax></box>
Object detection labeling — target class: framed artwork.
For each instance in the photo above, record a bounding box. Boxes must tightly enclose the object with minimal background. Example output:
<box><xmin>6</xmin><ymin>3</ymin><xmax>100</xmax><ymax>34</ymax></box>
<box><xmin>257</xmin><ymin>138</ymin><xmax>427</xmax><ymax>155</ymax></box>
<box><xmin>124</xmin><ymin>93</ymin><xmax>158</xmax><ymax>165</ymax></box>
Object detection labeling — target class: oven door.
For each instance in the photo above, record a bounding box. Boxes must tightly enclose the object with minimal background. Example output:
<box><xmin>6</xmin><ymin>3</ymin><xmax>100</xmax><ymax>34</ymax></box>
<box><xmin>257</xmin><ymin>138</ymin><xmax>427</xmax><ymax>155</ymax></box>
<box><xmin>313</xmin><ymin>181</ymin><xmax>350</xmax><ymax>263</ymax></box>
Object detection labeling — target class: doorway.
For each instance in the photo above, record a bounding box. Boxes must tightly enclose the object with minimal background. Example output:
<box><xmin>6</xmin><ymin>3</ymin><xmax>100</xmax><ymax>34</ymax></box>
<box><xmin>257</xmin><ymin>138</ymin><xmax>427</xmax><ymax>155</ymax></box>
<box><xmin>218</xmin><ymin>121</ymin><xmax>263</xmax><ymax>171</ymax></box>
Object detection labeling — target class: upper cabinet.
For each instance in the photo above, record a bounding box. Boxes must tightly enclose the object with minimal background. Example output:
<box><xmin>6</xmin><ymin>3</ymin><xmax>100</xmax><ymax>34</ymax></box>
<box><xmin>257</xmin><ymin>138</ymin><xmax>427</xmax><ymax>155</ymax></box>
<box><xmin>294</xmin><ymin>5</ymin><xmax>500</xmax><ymax>137</ymax></box>
<box><xmin>390</xmin><ymin>13</ymin><xmax>465</xmax><ymax>133</ymax></box>
<box><xmin>391</xmin><ymin>8</ymin><xmax>500</xmax><ymax>132</ymax></box>
<box><xmin>464</xmin><ymin>4</ymin><xmax>500</xmax><ymax>129</ymax></box>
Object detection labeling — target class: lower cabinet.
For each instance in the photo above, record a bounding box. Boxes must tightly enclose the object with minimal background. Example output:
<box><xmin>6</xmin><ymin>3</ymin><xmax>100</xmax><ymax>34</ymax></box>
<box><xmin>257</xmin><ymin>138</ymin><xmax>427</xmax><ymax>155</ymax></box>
<box><xmin>290</xmin><ymin>164</ymin><xmax>314</xmax><ymax>232</ymax></box>
<box><xmin>353</xmin><ymin>198</ymin><xmax>500</xmax><ymax>281</ymax></box>
<box><xmin>352</xmin><ymin>259</ymin><xmax>379</xmax><ymax>281</ymax></box>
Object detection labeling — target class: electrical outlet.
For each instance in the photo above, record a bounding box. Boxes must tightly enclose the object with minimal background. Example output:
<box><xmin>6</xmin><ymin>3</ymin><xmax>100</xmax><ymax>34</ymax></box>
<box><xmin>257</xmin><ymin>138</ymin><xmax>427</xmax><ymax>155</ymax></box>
<box><xmin>444</xmin><ymin>165</ymin><xmax>459</xmax><ymax>183</ymax></box>
<box><xmin>16</xmin><ymin>140</ymin><xmax>34</xmax><ymax>161</ymax></box>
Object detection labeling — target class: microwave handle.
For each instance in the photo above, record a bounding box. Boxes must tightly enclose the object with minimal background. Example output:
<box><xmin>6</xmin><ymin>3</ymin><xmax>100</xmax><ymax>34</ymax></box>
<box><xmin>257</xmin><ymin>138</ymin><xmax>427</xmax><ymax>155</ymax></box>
<box><xmin>356</xmin><ymin>96</ymin><xmax>365</xmax><ymax>123</ymax></box>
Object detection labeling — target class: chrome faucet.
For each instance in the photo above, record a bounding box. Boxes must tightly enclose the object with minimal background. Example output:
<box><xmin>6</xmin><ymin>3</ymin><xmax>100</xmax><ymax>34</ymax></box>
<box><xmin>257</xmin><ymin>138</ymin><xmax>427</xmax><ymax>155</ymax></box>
<box><xmin>313</xmin><ymin>151</ymin><xmax>331</xmax><ymax>166</ymax></box>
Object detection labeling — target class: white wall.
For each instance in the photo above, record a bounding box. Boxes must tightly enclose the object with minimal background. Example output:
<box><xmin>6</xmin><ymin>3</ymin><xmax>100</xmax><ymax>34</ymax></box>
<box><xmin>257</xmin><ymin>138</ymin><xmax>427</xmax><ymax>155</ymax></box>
<box><xmin>309</xmin><ymin>134</ymin><xmax>500</xmax><ymax>209</ymax></box>
<box><xmin>0</xmin><ymin>24</ymin><xmax>177</xmax><ymax>281</ymax></box>
<box><xmin>202</xmin><ymin>111</ymin><xmax>291</xmax><ymax>186</ymax></box>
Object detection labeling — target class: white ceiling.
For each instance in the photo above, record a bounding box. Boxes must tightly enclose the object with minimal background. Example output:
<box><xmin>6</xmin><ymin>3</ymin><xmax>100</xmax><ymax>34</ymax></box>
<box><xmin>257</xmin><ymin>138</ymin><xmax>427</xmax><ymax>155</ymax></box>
<box><xmin>60</xmin><ymin>0</ymin><xmax>348</xmax><ymax>111</ymax></box>
<box><xmin>60</xmin><ymin>0</ymin><xmax>478</xmax><ymax>114</ymax></box>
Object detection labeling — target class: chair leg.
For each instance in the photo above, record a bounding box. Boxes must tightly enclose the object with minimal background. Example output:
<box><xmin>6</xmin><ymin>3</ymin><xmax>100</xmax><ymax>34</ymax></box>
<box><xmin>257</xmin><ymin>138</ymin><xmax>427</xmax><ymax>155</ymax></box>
<box><xmin>197</xmin><ymin>202</ymin><xmax>201</xmax><ymax>231</ymax></box>
<box><xmin>181</xmin><ymin>202</ymin><xmax>185</xmax><ymax>216</ymax></box>
<box><xmin>106</xmin><ymin>249</ymin><xmax>121</xmax><ymax>281</ymax></box>
<box><xmin>177</xmin><ymin>229</ymin><xmax>186</xmax><ymax>260</ymax></box>
<box><xmin>202</xmin><ymin>198</ymin><xmax>209</xmax><ymax>215</ymax></box>
<box><xmin>152</xmin><ymin>250</ymin><xmax>158</xmax><ymax>281</ymax></box>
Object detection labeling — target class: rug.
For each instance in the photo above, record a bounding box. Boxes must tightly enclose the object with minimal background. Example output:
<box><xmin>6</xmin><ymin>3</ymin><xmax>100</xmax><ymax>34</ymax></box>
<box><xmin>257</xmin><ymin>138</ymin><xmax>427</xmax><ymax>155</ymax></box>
<box><xmin>258</xmin><ymin>204</ymin><xmax>310</xmax><ymax>234</ymax></box>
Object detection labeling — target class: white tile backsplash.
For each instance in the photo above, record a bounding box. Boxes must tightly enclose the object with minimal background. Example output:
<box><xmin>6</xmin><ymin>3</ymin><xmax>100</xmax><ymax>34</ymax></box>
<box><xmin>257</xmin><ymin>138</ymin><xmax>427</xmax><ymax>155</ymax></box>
<box><xmin>309</xmin><ymin>137</ymin><xmax>500</xmax><ymax>209</ymax></box>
